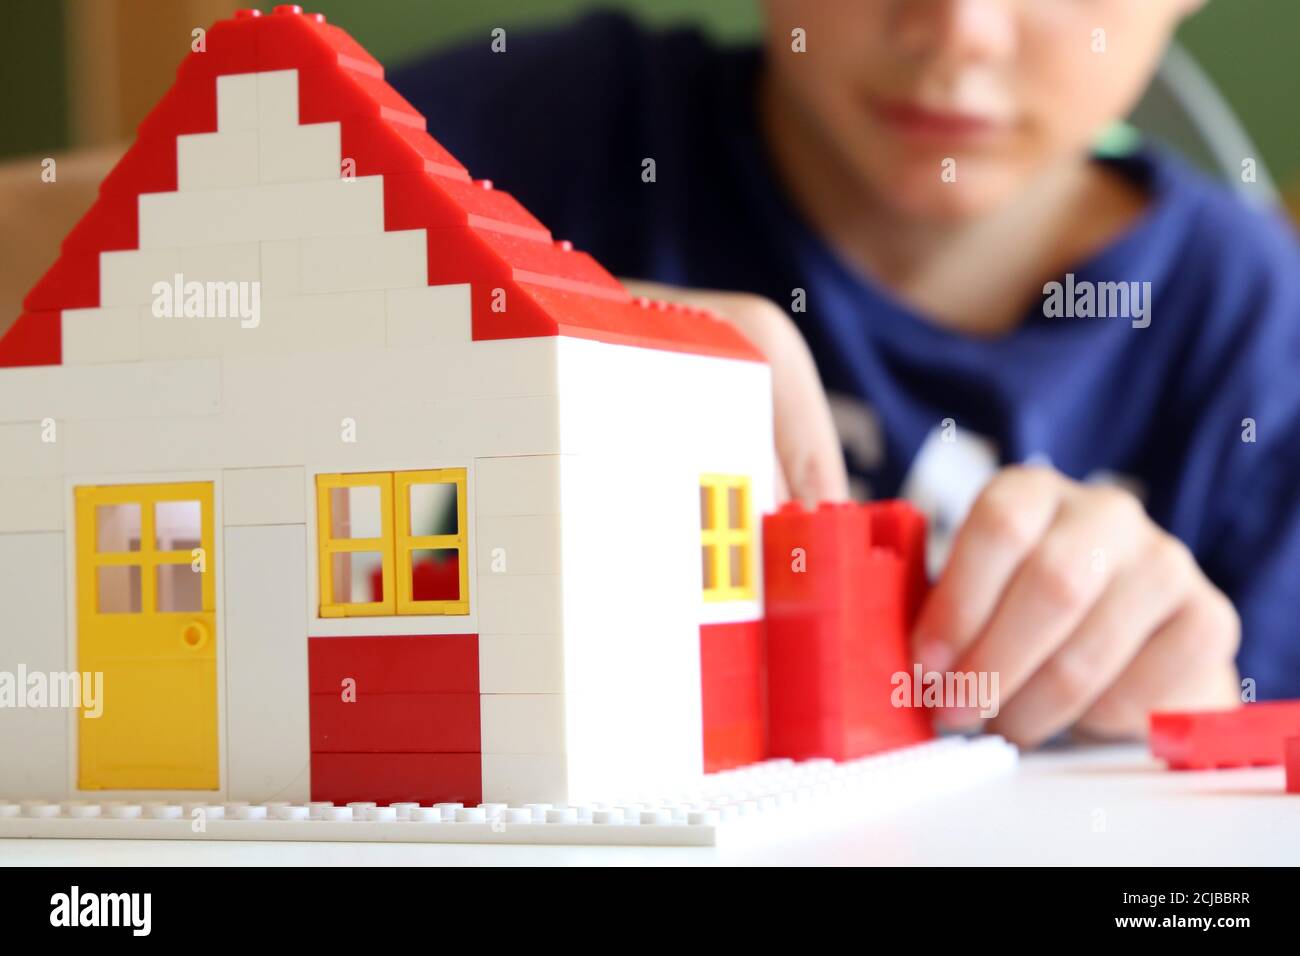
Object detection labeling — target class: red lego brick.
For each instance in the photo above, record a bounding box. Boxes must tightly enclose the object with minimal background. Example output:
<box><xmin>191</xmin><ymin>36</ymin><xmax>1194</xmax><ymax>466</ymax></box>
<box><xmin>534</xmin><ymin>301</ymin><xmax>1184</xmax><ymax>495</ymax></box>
<box><xmin>1150</xmin><ymin>700</ymin><xmax>1300</xmax><ymax>770</ymax></box>
<box><xmin>131</xmin><ymin>83</ymin><xmax>218</xmax><ymax>155</ymax></box>
<box><xmin>1287</xmin><ymin>737</ymin><xmax>1300</xmax><ymax>793</ymax></box>
<box><xmin>420</xmin><ymin>225</ymin><xmax>556</xmax><ymax>336</ymax></box>
<box><xmin>763</xmin><ymin>501</ymin><xmax>934</xmax><ymax>762</ymax></box>
<box><xmin>0</xmin><ymin>311</ymin><xmax>62</xmax><ymax>368</ymax></box>
<box><xmin>383</xmin><ymin>125</ymin><xmax>472</xmax><ymax>179</ymax></box>
<box><xmin>867</xmin><ymin>499</ymin><xmax>928</xmax><ymax>625</ymax></box>
<box><xmin>22</xmin><ymin>251</ymin><xmax>99</xmax><ymax>314</ymax></box>
<box><xmin>310</xmin><ymin>752</ymin><xmax>482</xmax><ymax>806</ymax></box>
<box><xmin>382</xmin><ymin>173</ymin><xmax>551</xmax><ymax>243</ymax></box>
<box><xmin>258</xmin><ymin>10</ymin><xmax>424</xmax><ymax>134</ymax></box>
<box><xmin>331</xmin><ymin>118</ymin><xmax>470</xmax><ymax>183</ymax></box>
<box><xmin>95</xmin><ymin>135</ymin><xmax>180</xmax><ymax>205</ymax></box>
<box><xmin>309</xmin><ymin>692</ymin><xmax>480</xmax><ymax>753</ymax></box>
<box><xmin>476</xmin><ymin>228</ymin><xmax>626</xmax><ymax>298</ymax></box>
<box><xmin>255</xmin><ymin>5</ymin><xmax>384</xmax><ymax>79</ymax></box>
<box><xmin>60</xmin><ymin>192</ymin><xmax>140</xmax><ymax>256</ymax></box>
<box><xmin>700</xmin><ymin>621</ymin><xmax>766</xmax><ymax>772</ymax></box>
<box><xmin>139</xmin><ymin>13</ymin><xmax>263</xmax><ymax>144</ymax></box>
<box><xmin>307</xmin><ymin>634</ymin><xmax>478</xmax><ymax>695</ymax></box>
<box><xmin>519</xmin><ymin>285</ymin><xmax>762</xmax><ymax>361</ymax></box>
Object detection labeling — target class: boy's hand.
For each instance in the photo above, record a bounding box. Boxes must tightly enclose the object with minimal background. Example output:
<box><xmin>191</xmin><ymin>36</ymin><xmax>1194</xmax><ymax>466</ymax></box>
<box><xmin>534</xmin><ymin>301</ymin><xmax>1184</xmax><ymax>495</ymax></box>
<box><xmin>621</xmin><ymin>280</ymin><xmax>849</xmax><ymax>504</ymax></box>
<box><xmin>913</xmin><ymin>465</ymin><xmax>1242</xmax><ymax>747</ymax></box>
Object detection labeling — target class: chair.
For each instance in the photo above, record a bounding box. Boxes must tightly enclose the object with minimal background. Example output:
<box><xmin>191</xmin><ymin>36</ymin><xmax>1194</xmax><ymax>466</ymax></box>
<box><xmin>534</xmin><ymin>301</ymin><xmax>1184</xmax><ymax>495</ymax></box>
<box><xmin>1120</xmin><ymin>41</ymin><xmax>1280</xmax><ymax>208</ymax></box>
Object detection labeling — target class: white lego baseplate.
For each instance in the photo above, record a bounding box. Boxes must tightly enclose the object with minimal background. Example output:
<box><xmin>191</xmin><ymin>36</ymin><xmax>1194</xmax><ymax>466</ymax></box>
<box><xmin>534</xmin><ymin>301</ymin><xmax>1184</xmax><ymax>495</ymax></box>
<box><xmin>0</xmin><ymin>737</ymin><xmax>1017</xmax><ymax>847</ymax></box>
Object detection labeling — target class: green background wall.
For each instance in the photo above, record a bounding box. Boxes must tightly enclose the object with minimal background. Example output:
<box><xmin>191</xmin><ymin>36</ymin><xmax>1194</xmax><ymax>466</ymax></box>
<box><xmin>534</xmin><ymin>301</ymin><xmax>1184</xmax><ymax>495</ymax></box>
<box><xmin>3</xmin><ymin>0</ymin><xmax>1299</xmax><ymax>190</ymax></box>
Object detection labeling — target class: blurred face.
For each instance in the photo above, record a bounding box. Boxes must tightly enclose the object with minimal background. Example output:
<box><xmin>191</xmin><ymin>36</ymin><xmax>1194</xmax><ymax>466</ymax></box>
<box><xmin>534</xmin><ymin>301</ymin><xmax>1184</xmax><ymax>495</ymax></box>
<box><xmin>762</xmin><ymin>0</ymin><xmax>1199</xmax><ymax>219</ymax></box>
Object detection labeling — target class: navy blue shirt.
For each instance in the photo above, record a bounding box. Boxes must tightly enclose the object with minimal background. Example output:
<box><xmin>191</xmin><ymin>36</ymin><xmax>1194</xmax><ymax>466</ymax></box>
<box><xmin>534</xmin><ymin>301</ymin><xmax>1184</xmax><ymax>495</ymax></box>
<box><xmin>391</xmin><ymin>13</ymin><xmax>1300</xmax><ymax>697</ymax></box>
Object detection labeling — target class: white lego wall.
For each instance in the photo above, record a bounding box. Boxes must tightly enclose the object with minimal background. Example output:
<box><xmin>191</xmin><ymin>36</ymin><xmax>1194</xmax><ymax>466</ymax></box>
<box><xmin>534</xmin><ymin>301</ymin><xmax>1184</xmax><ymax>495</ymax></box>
<box><xmin>0</xmin><ymin>534</ymin><xmax>69</xmax><ymax>797</ymax></box>
<box><xmin>62</xmin><ymin>70</ymin><xmax>445</xmax><ymax>367</ymax></box>
<box><xmin>223</xmin><ymin>524</ymin><xmax>310</xmax><ymax>802</ymax></box>
<box><xmin>479</xmin><ymin>339</ymin><xmax>776</xmax><ymax>804</ymax></box>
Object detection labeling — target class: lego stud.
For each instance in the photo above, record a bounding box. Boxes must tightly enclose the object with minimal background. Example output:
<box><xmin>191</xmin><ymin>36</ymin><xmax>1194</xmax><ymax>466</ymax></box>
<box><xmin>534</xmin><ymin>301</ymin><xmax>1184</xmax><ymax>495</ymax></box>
<box><xmin>555</xmin><ymin>239</ymin><xmax>574</xmax><ymax>251</ymax></box>
<box><xmin>475</xmin><ymin>179</ymin><xmax>494</xmax><ymax>190</ymax></box>
<box><xmin>391</xmin><ymin>802</ymin><xmax>419</xmax><ymax>820</ymax></box>
<box><xmin>274</xmin><ymin>4</ymin><xmax>304</xmax><ymax>15</ymax></box>
<box><xmin>235</xmin><ymin>9</ymin><xmax>263</xmax><ymax>18</ymax></box>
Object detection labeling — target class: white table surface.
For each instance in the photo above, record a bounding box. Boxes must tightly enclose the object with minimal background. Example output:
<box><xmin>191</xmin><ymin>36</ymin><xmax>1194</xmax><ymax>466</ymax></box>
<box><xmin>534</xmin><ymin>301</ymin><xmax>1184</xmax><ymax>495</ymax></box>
<box><xmin>2</xmin><ymin>743</ymin><xmax>1295</xmax><ymax>865</ymax></box>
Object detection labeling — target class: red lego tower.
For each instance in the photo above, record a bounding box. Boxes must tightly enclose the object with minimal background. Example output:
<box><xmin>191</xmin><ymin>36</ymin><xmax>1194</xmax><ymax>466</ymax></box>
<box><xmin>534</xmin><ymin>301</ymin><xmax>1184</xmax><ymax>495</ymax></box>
<box><xmin>762</xmin><ymin>501</ymin><xmax>934</xmax><ymax>761</ymax></box>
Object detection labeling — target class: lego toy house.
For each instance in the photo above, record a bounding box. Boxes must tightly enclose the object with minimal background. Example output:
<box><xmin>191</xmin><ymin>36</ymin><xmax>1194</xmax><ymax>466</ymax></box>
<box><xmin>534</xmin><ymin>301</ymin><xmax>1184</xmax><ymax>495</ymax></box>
<box><xmin>0</xmin><ymin>7</ymin><xmax>926</xmax><ymax>811</ymax></box>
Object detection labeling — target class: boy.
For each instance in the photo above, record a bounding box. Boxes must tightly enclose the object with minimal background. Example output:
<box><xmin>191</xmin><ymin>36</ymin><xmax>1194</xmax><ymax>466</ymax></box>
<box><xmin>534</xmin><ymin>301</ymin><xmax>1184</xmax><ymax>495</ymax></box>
<box><xmin>388</xmin><ymin>0</ymin><xmax>1300</xmax><ymax>745</ymax></box>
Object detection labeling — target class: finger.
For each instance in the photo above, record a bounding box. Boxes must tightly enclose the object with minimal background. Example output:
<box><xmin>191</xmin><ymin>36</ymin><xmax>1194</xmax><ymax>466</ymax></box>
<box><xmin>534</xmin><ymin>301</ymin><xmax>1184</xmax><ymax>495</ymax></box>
<box><xmin>704</xmin><ymin>300</ymin><xmax>846</xmax><ymax>505</ymax></box>
<box><xmin>990</xmin><ymin>532</ymin><xmax>1197</xmax><ymax>746</ymax></box>
<box><xmin>768</xmin><ymin>329</ymin><xmax>849</xmax><ymax>505</ymax></box>
<box><xmin>958</xmin><ymin>485</ymin><xmax>1151</xmax><ymax>708</ymax></box>
<box><xmin>1078</xmin><ymin>584</ymin><xmax>1242</xmax><ymax>739</ymax></box>
<box><xmin>622</xmin><ymin>280</ymin><xmax>848</xmax><ymax>504</ymax></box>
<box><xmin>912</xmin><ymin>466</ymin><xmax>1063</xmax><ymax>672</ymax></box>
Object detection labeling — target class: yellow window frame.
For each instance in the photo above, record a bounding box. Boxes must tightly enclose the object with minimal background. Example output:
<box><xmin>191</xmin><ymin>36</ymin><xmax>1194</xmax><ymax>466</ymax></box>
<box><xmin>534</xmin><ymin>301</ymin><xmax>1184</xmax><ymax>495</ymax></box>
<box><xmin>76</xmin><ymin>481</ymin><xmax>217</xmax><ymax>620</ymax></box>
<box><xmin>316</xmin><ymin>472</ymin><xmax>395</xmax><ymax>617</ymax></box>
<box><xmin>700</xmin><ymin>473</ymin><xmax>754</xmax><ymax>602</ymax></box>
<box><xmin>394</xmin><ymin>468</ymin><xmax>469</xmax><ymax>615</ymax></box>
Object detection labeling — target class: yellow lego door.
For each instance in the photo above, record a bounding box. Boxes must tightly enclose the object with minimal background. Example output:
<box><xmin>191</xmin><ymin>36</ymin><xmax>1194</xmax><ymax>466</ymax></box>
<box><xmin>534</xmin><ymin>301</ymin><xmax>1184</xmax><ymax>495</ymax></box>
<box><xmin>75</xmin><ymin>482</ymin><xmax>219</xmax><ymax>790</ymax></box>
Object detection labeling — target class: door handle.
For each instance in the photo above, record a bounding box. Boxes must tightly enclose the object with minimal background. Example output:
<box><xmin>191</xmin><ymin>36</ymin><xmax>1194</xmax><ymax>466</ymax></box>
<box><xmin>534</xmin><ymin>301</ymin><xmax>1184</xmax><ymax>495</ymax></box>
<box><xmin>181</xmin><ymin>620</ymin><xmax>209</xmax><ymax>650</ymax></box>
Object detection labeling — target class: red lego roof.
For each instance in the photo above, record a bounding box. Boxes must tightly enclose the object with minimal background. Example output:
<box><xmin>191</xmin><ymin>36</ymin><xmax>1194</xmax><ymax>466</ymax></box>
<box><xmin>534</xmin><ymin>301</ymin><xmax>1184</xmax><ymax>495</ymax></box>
<box><xmin>0</xmin><ymin>5</ymin><xmax>762</xmax><ymax>368</ymax></box>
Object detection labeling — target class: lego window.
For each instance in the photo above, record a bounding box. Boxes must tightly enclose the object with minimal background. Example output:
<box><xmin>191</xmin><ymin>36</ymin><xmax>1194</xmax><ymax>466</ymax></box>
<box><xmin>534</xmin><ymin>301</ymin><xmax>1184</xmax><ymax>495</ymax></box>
<box><xmin>79</xmin><ymin>482</ymin><xmax>215</xmax><ymax>621</ymax></box>
<box><xmin>152</xmin><ymin>500</ymin><xmax>202</xmax><ymax>612</ymax></box>
<box><xmin>328</xmin><ymin>485</ymin><xmax>384</xmax><ymax>539</ymax></box>
<box><xmin>316</xmin><ymin>469</ymin><xmax>469</xmax><ymax>618</ymax></box>
<box><xmin>154</xmin><ymin>500</ymin><xmax>200</xmax><ymax>550</ymax></box>
<box><xmin>156</xmin><ymin>564</ymin><xmax>202</xmax><ymax>613</ymax></box>
<box><xmin>96</xmin><ymin>503</ymin><xmax>142</xmax><ymax>553</ymax></box>
<box><xmin>96</xmin><ymin>565</ymin><xmax>142</xmax><ymax>614</ymax></box>
<box><xmin>395</xmin><ymin>470</ymin><xmax>469</xmax><ymax>615</ymax></box>
<box><xmin>316</xmin><ymin>473</ymin><xmax>395</xmax><ymax>617</ymax></box>
<box><xmin>700</xmin><ymin>474</ymin><xmax>754</xmax><ymax>602</ymax></box>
